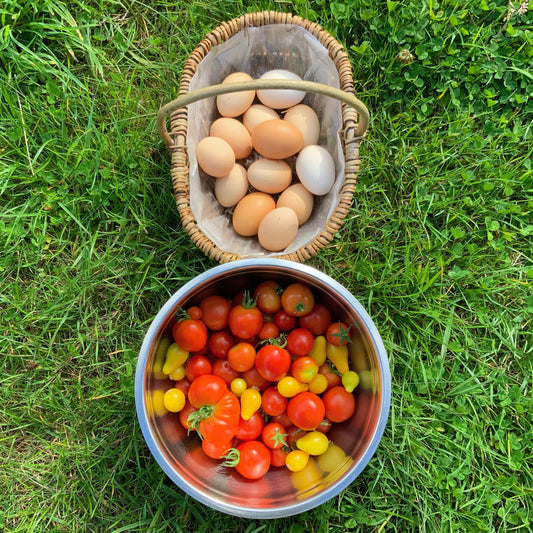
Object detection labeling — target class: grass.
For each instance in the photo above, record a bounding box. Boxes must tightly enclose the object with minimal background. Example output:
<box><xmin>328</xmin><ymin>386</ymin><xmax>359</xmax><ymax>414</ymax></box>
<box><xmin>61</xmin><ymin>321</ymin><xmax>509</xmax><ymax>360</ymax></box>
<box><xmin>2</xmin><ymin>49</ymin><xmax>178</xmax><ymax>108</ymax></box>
<box><xmin>1</xmin><ymin>0</ymin><xmax>532</xmax><ymax>531</ymax></box>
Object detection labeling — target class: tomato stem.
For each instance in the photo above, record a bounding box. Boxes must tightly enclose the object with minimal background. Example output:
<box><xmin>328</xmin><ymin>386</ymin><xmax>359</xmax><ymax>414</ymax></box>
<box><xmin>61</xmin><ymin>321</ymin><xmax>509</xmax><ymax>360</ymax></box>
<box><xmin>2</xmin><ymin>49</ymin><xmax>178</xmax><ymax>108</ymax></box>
<box><xmin>331</xmin><ymin>321</ymin><xmax>352</xmax><ymax>345</ymax></box>
<box><xmin>240</xmin><ymin>290</ymin><xmax>258</xmax><ymax>309</ymax></box>
<box><xmin>222</xmin><ymin>448</ymin><xmax>240</xmax><ymax>467</ymax></box>
<box><xmin>187</xmin><ymin>405</ymin><xmax>215</xmax><ymax>436</ymax></box>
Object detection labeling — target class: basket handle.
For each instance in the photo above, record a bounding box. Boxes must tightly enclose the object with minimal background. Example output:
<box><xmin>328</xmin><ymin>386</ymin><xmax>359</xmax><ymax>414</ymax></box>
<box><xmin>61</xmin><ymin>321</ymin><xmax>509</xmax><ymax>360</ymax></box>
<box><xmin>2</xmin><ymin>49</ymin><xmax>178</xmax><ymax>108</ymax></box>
<box><xmin>157</xmin><ymin>79</ymin><xmax>370</xmax><ymax>147</ymax></box>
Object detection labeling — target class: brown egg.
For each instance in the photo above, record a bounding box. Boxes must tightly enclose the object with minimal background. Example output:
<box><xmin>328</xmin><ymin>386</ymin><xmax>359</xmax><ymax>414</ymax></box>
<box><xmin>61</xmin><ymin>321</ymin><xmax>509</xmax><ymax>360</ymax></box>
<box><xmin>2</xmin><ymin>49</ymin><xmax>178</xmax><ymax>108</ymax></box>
<box><xmin>196</xmin><ymin>137</ymin><xmax>235</xmax><ymax>178</ymax></box>
<box><xmin>247</xmin><ymin>158</ymin><xmax>292</xmax><ymax>194</ymax></box>
<box><xmin>242</xmin><ymin>104</ymin><xmax>279</xmax><ymax>134</ymax></box>
<box><xmin>252</xmin><ymin>119</ymin><xmax>304</xmax><ymax>159</ymax></box>
<box><xmin>214</xmin><ymin>164</ymin><xmax>249</xmax><ymax>207</ymax></box>
<box><xmin>210</xmin><ymin>118</ymin><xmax>253</xmax><ymax>159</ymax></box>
<box><xmin>216</xmin><ymin>72</ymin><xmax>255</xmax><ymax>117</ymax></box>
<box><xmin>232</xmin><ymin>192</ymin><xmax>276</xmax><ymax>237</ymax></box>
<box><xmin>258</xmin><ymin>207</ymin><xmax>299</xmax><ymax>251</ymax></box>
<box><xmin>276</xmin><ymin>183</ymin><xmax>314</xmax><ymax>225</ymax></box>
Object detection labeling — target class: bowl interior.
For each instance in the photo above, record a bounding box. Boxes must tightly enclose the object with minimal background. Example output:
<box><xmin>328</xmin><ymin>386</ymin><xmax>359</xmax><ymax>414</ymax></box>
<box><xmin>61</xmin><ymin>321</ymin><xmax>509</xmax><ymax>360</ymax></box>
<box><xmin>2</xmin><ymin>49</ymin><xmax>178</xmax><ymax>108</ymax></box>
<box><xmin>136</xmin><ymin>260</ymin><xmax>390</xmax><ymax>518</ymax></box>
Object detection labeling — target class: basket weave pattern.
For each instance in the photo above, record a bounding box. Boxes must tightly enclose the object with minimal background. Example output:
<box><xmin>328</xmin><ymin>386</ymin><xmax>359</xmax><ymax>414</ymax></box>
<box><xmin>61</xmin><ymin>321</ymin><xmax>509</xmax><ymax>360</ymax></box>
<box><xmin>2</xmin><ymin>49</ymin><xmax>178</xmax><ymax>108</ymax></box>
<box><xmin>167</xmin><ymin>11</ymin><xmax>365</xmax><ymax>263</ymax></box>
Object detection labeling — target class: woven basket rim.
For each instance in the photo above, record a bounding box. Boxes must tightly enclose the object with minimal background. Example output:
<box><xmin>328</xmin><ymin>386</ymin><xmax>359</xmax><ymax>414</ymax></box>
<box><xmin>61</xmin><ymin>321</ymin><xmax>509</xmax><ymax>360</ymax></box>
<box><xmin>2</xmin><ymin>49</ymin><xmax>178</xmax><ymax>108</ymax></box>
<box><xmin>167</xmin><ymin>11</ymin><xmax>366</xmax><ymax>264</ymax></box>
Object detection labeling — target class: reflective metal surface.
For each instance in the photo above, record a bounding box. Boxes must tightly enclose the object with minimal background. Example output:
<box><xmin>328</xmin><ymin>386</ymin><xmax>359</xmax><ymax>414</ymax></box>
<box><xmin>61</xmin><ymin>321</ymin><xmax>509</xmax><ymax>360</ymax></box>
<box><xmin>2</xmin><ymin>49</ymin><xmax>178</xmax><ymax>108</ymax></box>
<box><xmin>135</xmin><ymin>259</ymin><xmax>391</xmax><ymax>518</ymax></box>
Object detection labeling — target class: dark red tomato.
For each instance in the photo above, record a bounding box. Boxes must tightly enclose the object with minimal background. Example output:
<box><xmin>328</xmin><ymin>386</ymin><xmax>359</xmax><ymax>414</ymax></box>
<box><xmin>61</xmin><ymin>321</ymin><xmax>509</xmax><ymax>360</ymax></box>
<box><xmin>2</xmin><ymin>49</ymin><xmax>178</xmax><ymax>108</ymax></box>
<box><xmin>179</xmin><ymin>402</ymin><xmax>197</xmax><ymax>431</ymax></box>
<box><xmin>255</xmin><ymin>344</ymin><xmax>291</xmax><ymax>382</ymax></box>
<box><xmin>187</xmin><ymin>306</ymin><xmax>203</xmax><ymax>320</ymax></box>
<box><xmin>253</xmin><ymin>280</ymin><xmax>283</xmax><ymax>314</ymax></box>
<box><xmin>227</xmin><ymin>342</ymin><xmax>256</xmax><ymax>372</ymax></box>
<box><xmin>285</xmin><ymin>424</ymin><xmax>305</xmax><ymax>448</ymax></box>
<box><xmin>316</xmin><ymin>418</ymin><xmax>333</xmax><ymax>434</ymax></box>
<box><xmin>299</xmin><ymin>304</ymin><xmax>332</xmax><ymax>336</ymax></box>
<box><xmin>271</xmin><ymin>411</ymin><xmax>292</xmax><ymax>428</ymax></box>
<box><xmin>286</xmin><ymin>328</ymin><xmax>315</xmax><ymax>357</ymax></box>
<box><xmin>326</xmin><ymin>321</ymin><xmax>352</xmax><ymax>347</ymax></box>
<box><xmin>270</xmin><ymin>447</ymin><xmax>288</xmax><ymax>468</ymax></box>
<box><xmin>273</xmin><ymin>309</ymin><xmax>297</xmax><ymax>332</ymax></box>
<box><xmin>287</xmin><ymin>392</ymin><xmax>325</xmax><ymax>431</ymax></box>
<box><xmin>235</xmin><ymin>411</ymin><xmax>265</xmax><ymax>441</ymax></box>
<box><xmin>235</xmin><ymin>441</ymin><xmax>271</xmax><ymax>480</ymax></box>
<box><xmin>258</xmin><ymin>321</ymin><xmax>280</xmax><ymax>341</ymax></box>
<box><xmin>281</xmin><ymin>283</ymin><xmax>315</xmax><ymax>317</ymax></box>
<box><xmin>241</xmin><ymin>366</ymin><xmax>271</xmax><ymax>392</ymax></box>
<box><xmin>185</xmin><ymin>354</ymin><xmax>212</xmax><ymax>382</ymax></box>
<box><xmin>188</xmin><ymin>374</ymin><xmax>227</xmax><ymax>409</ymax></box>
<box><xmin>262</xmin><ymin>422</ymin><xmax>288</xmax><ymax>450</ymax></box>
<box><xmin>231</xmin><ymin>291</ymin><xmax>245</xmax><ymax>307</ymax></box>
<box><xmin>228</xmin><ymin>294</ymin><xmax>263</xmax><ymax>339</ymax></box>
<box><xmin>261</xmin><ymin>387</ymin><xmax>288</xmax><ymax>417</ymax></box>
<box><xmin>212</xmin><ymin>358</ymin><xmax>240</xmax><ymax>386</ymax></box>
<box><xmin>322</xmin><ymin>386</ymin><xmax>356</xmax><ymax>423</ymax></box>
<box><xmin>173</xmin><ymin>318</ymin><xmax>208</xmax><ymax>352</ymax></box>
<box><xmin>199</xmin><ymin>295</ymin><xmax>232</xmax><ymax>331</ymax></box>
<box><xmin>202</xmin><ymin>437</ymin><xmax>234</xmax><ymax>460</ymax></box>
<box><xmin>318</xmin><ymin>362</ymin><xmax>342</xmax><ymax>388</ymax></box>
<box><xmin>173</xmin><ymin>377</ymin><xmax>192</xmax><ymax>396</ymax></box>
<box><xmin>207</xmin><ymin>330</ymin><xmax>234</xmax><ymax>359</ymax></box>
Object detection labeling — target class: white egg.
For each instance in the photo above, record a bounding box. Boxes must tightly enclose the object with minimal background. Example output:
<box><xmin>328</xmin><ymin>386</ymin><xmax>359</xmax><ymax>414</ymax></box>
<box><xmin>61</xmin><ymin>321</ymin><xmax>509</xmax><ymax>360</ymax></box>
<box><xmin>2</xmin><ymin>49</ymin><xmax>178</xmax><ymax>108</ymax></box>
<box><xmin>257</xmin><ymin>70</ymin><xmax>306</xmax><ymax>109</ymax></box>
<box><xmin>295</xmin><ymin>145</ymin><xmax>335</xmax><ymax>196</ymax></box>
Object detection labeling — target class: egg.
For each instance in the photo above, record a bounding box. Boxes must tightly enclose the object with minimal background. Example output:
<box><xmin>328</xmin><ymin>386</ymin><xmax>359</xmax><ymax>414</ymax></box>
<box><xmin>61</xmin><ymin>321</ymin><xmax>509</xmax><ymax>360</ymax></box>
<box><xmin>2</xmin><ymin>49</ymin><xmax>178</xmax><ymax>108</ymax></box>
<box><xmin>252</xmin><ymin>119</ymin><xmax>304</xmax><ymax>159</ymax></box>
<box><xmin>216</xmin><ymin>72</ymin><xmax>256</xmax><ymax>117</ymax></box>
<box><xmin>257</xmin><ymin>70</ymin><xmax>306</xmax><ymax>109</ymax></box>
<box><xmin>295</xmin><ymin>145</ymin><xmax>335</xmax><ymax>195</ymax></box>
<box><xmin>276</xmin><ymin>183</ymin><xmax>314</xmax><ymax>225</ymax></box>
<box><xmin>258</xmin><ymin>207</ymin><xmax>299</xmax><ymax>251</ymax></box>
<box><xmin>242</xmin><ymin>104</ymin><xmax>279</xmax><ymax>134</ymax></box>
<box><xmin>247</xmin><ymin>158</ymin><xmax>292</xmax><ymax>194</ymax></box>
<box><xmin>214</xmin><ymin>164</ymin><xmax>249</xmax><ymax>207</ymax></box>
<box><xmin>232</xmin><ymin>192</ymin><xmax>276</xmax><ymax>236</ymax></box>
<box><xmin>196</xmin><ymin>136</ymin><xmax>235</xmax><ymax>178</ymax></box>
<box><xmin>284</xmin><ymin>104</ymin><xmax>320</xmax><ymax>147</ymax></box>
<box><xmin>209</xmin><ymin>118</ymin><xmax>252</xmax><ymax>160</ymax></box>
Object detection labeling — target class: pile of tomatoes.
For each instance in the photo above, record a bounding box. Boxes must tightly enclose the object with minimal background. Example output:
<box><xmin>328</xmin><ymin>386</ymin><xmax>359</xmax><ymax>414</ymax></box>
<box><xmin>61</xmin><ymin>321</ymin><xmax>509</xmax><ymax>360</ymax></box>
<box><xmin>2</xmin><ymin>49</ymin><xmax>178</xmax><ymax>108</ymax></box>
<box><xmin>159</xmin><ymin>280</ymin><xmax>359</xmax><ymax>480</ymax></box>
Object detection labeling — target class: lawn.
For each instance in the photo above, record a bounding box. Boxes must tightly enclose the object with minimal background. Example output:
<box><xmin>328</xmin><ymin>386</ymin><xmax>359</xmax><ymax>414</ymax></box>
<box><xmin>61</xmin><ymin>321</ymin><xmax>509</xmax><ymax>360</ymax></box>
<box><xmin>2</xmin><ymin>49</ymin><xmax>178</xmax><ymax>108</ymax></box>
<box><xmin>1</xmin><ymin>0</ymin><xmax>532</xmax><ymax>531</ymax></box>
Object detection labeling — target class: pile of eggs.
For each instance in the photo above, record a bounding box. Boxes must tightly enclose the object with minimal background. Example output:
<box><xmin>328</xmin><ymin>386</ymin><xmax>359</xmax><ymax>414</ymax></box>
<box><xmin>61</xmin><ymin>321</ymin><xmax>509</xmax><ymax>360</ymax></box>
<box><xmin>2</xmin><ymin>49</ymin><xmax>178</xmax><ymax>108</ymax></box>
<box><xmin>195</xmin><ymin>70</ymin><xmax>336</xmax><ymax>252</ymax></box>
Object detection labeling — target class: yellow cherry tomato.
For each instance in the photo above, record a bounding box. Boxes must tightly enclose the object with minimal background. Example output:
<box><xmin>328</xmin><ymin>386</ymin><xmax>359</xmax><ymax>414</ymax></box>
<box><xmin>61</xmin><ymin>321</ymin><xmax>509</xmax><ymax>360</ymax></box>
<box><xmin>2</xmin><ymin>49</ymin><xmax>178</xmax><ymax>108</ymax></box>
<box><xmin>240</xmin><ymin>388</ymin><xmax>262</xmax><ymax>420</ymax></box>
<box><xmin>286</xmin><ymin>450</ymin><xmax>310</xmax><ymax>472</ymax></box>
<box><xmin>296</xmin><ymin>431</ymin><xmax>329</xmax><ymax>456</ymax></box>
<box><xmin>308</xmin><ymin>335</ymin><xmax>327</xmax><ymax>366</ymax></box>
<box><xmin>342</xmin><ymin>370</ymin><xmax>360</xmax><ymax>392</ymax></box>
<box><xmin>163</xmin><ymin>388</ymin><xmax>186</xmax><ymax>413</ymax></box>
<box><xmin>162</xmin><ymin>343</ymin><xmax>189</xmax><ymax>375</ymax></box>
<box><xmin>308</xmin><ymin>373</ymin><xmax>328</xmax><ymax>394</ymax></box>
<box><xmin>230</xmin><ymin>378</ymin><xmax>248</xmax><ymax>397</ymax></box>
<box><xmin>326</xmin><ymin>341</ymin><xmax>349</xmax><ymax>375</ymax></box>
<box><xmin>168</xmin><ymin>365</ymin><xmax>185</xmax><ymax>381</ymax></box>
<box><xmin>277</xmin><ymin>376</ymin><xmax>308</xmax><ymax>398</ymax></box>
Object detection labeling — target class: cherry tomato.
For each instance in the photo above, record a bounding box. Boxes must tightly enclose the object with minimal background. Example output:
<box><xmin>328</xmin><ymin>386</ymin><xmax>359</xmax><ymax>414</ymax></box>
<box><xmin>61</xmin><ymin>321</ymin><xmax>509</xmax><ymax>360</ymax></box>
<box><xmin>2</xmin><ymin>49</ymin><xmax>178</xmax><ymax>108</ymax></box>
<box><xmin>227</xmin><ymin>342</ymin><xmax>256</xmax><ymax>372</ymax></box>
<box><xmin>228</xmin><ymin>293</ymin><xmax>264</xmax><ymax>339</ymax></box>
<box><xmin>287</xmin><ymin>392</ymin><xmax>326</xmax><ymax>431</ymax></box>
<box><xmin>271</xmin><ymin>411</ymin><xmax>292</xmax><ymax>428</ymax></box>
<box><xmin>318</xmin><ymin>362</ymin><xmax>342</xmax><ymax>389</ymax></box>
<box><xmin>185</xmin><ymin>354</ymin><xmax>212</xmax><ymax>382</ymax></box>
<box><xmin>173</xmin><ymin>376</ymin><xmax>192</xmax><ymax>396</ymax></box>
<box><xmin>235</xmin><ymin>411</ymin><xmax>265</xmax><ymax>441</ymax></box>
<box><xmin>253</xmin><ymin>280</ymin><xmax>283</xmax><ymax>314</ymax></box>
<box><xmin>270</xmin><ymin>447</ymin><xmax>288</xmax><ymax>468</ymax></box>
<box><xmin>286</xmin><ymin>424</ymin><xmax>306</xmax><ymax>448</ymax></box>
<box><xmin>281</xmin><ymin>283</ymin><xmax>315</xmax><ymax>317</ymax></box>
<box><xmin>261</xmin><ymin>386</ymin><xmax>288</xmax><ymax>417</ymax></box>
<box><xmin>235</xmin><ymin>441</ymin><xmax>271</xmax><ymax>480</ymax></box>
<box><xmin>241</xmin><ymin>366</ymin><xmax>271</xmax><ymax>392</ymax></box>
<box><xmin>190</xmin><ymin>391</ymin><xmax>240</xmax><ymax>443</ymax></box>
<box><xmin>316</xmin><ymin>418</ymin><xmax>333</xmax><ymax>434</ymax></box>
<box><xmin>285</xmin><ymin>450</ymin><xmax>309</xmax><ymax>472</ymax></box>
<box><xmin>258</xmin><ymin>321</ymin><xmax>280</xmax><ymax>341</ymax></box>
<box><xmin>187</xmin><ymin>306</ymin><xmax>203</xmax><ymax>320</ymax></box>
<box><xmin>262</xmin><ymin>422</ymin><xmax>288</xmax><ymax>449</ymax></box>
<box><xmin>207</xmin><ymin>330</ymin><xmax>234</xmax><ymax>359</ymax></box>
<box><xmin>255</xmin><ymin>344</ymin><xmax>291</xmax><ymax>382</ymax></box>
<box><xmin>326</xmin><ymin>321</ymin><xmax>352</xmax><ymax>347</ymax></box>
<box><xmin>322</xmin><ymin>386</ymin><xmax>356</xmax><ymax>423</ymax></box>
<box><xmin>163</xmin><ymin>388</ymin><xmax>186</xmax><ymax>412</ymax></box>
<box><xmin>188</xmin><ymin>374</ymin><xmax>227</xmax><ymax>409</ymax></box>
<box><xmin>290</xmin><ymin>356</ymin><xmax>319</xmax><ymax>384</ymax></box>
<box><xmin>172</xmin><ymin>318</ymin><xmax>208</xmax><ymax>352</ymax></box>
<box><xmin>298</xmin><ymin>304</ymin><xmax>332</xmax><ymax>336</ymax></box>
<box><xmin>296</xmin><ymin>430</ymin><xmax>329</xmax><ymax>455</ymax></box>
<box><xmin>212</xmin><ymin>358</ymin><xmax>240</xmax><ymax>386</ymax></box>
<box><xmin>274</xmin><ymin>309</ymin><xmax>297</xmax><ymax>332</ymax></box>
<box><xmin>179</xmin><ymin>402</ymin><xmax>197</xmax><ymax>431</ymax></box>
<box><xmin>199</xmin><ymin>295</ymin><xmax>232</xmax><ymax>331</ymax></box>
<box><xmin>202</xmin><ymin>437</ymin><xmax>234</xmax><ymax>460</ymax></box>
<box><xmin>286</xmin><ymin>328</ymin><xmax>315</xmax><ymax>357</ymax></box>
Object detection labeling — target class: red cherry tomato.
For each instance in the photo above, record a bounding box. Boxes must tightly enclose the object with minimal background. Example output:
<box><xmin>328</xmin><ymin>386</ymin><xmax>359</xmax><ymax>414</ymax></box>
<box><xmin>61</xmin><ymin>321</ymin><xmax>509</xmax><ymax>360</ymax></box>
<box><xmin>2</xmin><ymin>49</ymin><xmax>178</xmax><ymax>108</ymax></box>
<box><xmin>179</xmin><ymin>402</ymin><xmax>196</xmax><ymax>431</ymax></box>
<box><xmin>199</xmin><ymin>295</ymin><xmax>232</xmax><ymax>331</ymax></box>
<box><xmin>235</xmin><ymin>411</ymin><xmax>265</xmax><ymax>441</ymax></box>
<box><xmin>286</xmin><ymin>327</ymin><xmax>315</xmax><ymax>357</ymax></box>
<box><xmin>241</xmin><ymin>366</ymin><xmax>271</xmax><ymax>392</ymax></box>
<box><xmin>253</xmin><ymin>280</ymin><xmax>283</xmax><ymax>314</ymax></box>
<box><xmin>235</xmin><ymin>441</ymin><xmax>271</xmax><ymax>480</ymax></box>
<box><xmin>271</xmin><ymin>411</ymin><xmax>292</xmax><ymax>428</ymax></box>
<box><xmin>270</xmin><ymin>447</ymin><xmax>288</xmax><ymax>467</ymax></box>
<box><xmin>262</xmin><ymin>422</ymin><xmax>288</xmax><ymax>449</ymax></box>
<box><xmin>202</xmin><ymin>438</ymin><xmax>234</xmax><ymax>460</ymax></box>
<box><xmin>173</xmin><ymin>377</ymin><xmax>192</xmax><ymax>396</ymax></box>
<box><xmin>274</xmin><ymin>309</ymin><xmax>297</xmax><ymax>332</ymax></box>
<box><xmin>281</xmin><ymin>283</ymin><xmax>315</xmax><ymax>317</ymax></box>
<box><xmin>228</xmin><ymin>294</ymin><xmax>264</xmax><ymax>339</ymax></box>
<box><xmin>212</xmin><ymin>358</ymin><xmax>240</xmax><ymax>386</ymax></box>
<box><xmin>299</xmin><ymin>303</ymin><xmax>332</xmax><ymax>336</ymax></box>
<box><xmin>207</xmin><ymin>330</ymin><xmax>234</xmax><ymax>358</ymax></box>
<box><xmin>185</xmin><ymin>354</ymin><xmax>212</xmax><ymax>382</ymax></box>
<box><xmin>322</xmin><ymin>386</ymin><xmax>356</xmax><ymax>423</ymax></box>
<box><xmin>287</xmin><ymin>392</ymin><xmax>325</xmax><ymax>431</ymax></box>
<box><xmin>258</xmin><ymin>321</ymin><xmax>280</xmax><ymax>341</ymax></box>
<box><xmin>326</xmin><ymin>321</ymin><xmax>352</xmax><ymax>347</ymax></box>
<box><xmin>172</xmin><ymin>318</ymin><xmax>207</xmax><ymax>352</ymax></box>
<box><xmin>227</xmin><ymin>342</ymin><xmax>256</xmax><ymax>372</ymax></box>
<box><xmin>188</xmin><ymin>374</ymin><xmax>227</xmax><ymax>409</ymax></box>
<box><xmin>187</xmin><ymin>306</ymin><xmax>203</xmax><ymax>320</ymax></box>
<box><xmin>261</xmin><ymin>387</ymin><xmax>288</xmax><ymax>417</ymax></box>
<box><xmin>318</xmin><ymin>362</ymin><xmax>342</xmax><ymax>388</ymax></box>
<box><xmin>255</xmin><ymin>344</ymin><xmax>291</xmax><ymax>382</ymax></box>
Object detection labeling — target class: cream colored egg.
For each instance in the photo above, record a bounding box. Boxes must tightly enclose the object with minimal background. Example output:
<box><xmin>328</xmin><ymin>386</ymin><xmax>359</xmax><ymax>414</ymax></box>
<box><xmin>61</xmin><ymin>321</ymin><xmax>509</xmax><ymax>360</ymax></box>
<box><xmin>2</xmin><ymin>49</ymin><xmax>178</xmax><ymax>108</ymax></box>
<box><xmin>276</xmin><ymin>183</ymin><xmax>314</xmax><ymax>225</ymax></box>
<box><xmin>258</xmin><ymin>207</ymin><xmax>299</xmax><ymax>251</ymax></box>
<box><xmin>295</xmin><ymin>145</ymin><xmax>335</xmax><ymax>195</ymax></box>
<box><xmin>196</xmin><ymin>137</ymin><xmax>235</xmax><ymax>178</ymax></box>
<box><xmin>242</xmin><ymin>104</ymin><xmax>279</xmax><ymax>134</ymax></box>
<box><xmin>216</xmin><ymin>72</ymin><xmax>256</xmax><ymax>117</ymax></box>
<box><xmin>284</xmin><ymin>104</ymin><xmax>320</xmax><ymax>147</ymax></box>
<box><xmin>247</xmin><ymin>158</ymin><xmax>292</xmax><ymax>194</ymax></box>
<box><xmin>257</xmin><ymin>70</ymin><xmax>306</xmax><ymax>109</ymax></box>
<box><xmin>232</xmin><ymin>192</ymin><xmax>276</xmax><ymax>237</ymax></box>
<box><xmin>252</xmin><ymin>119</ymin><xmax>303</xmax><ymax>159</ymax></box>
<box><xmin>209</xmin><ymin>118</ymin><xmax>253</xmax><ymax>160</ymax></box>
<box><xmin>214</xmin><ymin>164</ymin><xmax>249</xmax><ymax>207</ymax></box>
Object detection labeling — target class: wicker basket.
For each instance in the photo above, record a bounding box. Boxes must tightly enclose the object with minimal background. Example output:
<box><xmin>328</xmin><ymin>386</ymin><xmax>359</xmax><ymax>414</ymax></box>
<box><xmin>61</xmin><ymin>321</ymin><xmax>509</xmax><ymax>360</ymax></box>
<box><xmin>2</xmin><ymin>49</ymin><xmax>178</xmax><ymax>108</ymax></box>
<box><xmin>157</xmin><ymin>11</ymin><xmax>369</xmax><ymax>264</ymax></box>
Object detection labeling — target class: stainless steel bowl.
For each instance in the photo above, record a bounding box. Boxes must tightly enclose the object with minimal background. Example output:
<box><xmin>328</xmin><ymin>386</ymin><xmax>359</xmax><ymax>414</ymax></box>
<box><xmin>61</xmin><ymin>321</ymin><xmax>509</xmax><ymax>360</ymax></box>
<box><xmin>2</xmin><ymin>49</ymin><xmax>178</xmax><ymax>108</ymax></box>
<box><xmin>135</xmin><ymin>258</ymin><xmax>391</xmax><ymax>518</ymax></box>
